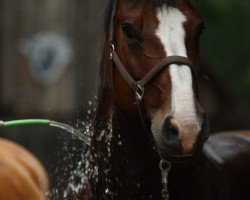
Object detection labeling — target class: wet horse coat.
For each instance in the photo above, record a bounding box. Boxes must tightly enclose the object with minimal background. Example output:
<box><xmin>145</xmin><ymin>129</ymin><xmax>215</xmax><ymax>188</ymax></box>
<box><xmin>88</xmin><ymin>0</ymin><xmax>250</xmax><ymax>199</ymax></box>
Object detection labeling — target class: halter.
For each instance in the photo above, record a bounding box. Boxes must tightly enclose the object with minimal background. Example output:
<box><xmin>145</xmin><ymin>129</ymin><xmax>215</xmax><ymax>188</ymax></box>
<box><xmin>109</xmin><ymin>1</ymin><xmax>195</xmax><ymax>199</ymax></box>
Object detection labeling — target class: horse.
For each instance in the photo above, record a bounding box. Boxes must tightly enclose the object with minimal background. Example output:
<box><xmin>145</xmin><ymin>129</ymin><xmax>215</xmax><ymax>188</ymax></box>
<box><xmin>87</xmin><ymin>0</ymin><xmax>250</xmax><ymax>199</ymax></box>
<box><xmin>0</xmin><ymin>138</ymin><xmax>49</xmax><ymax>200</ymax></box>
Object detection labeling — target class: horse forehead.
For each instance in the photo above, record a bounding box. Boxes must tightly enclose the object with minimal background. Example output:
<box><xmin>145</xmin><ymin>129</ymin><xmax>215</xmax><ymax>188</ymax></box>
<box><xmin>154</xmin><ymin>6</ymin><xmax>188</xmax><ymax>56</ymax></box>
<box><xmin>156</xmin><ymin>7</ymin><xmax>187</xmax><ymax>33</ymax></box>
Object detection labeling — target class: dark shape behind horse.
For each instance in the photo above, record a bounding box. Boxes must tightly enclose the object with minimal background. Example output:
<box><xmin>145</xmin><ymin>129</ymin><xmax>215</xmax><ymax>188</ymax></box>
<box><xmin>86</xmin><ymin>0</ymin><xmax>250</xmax><ymax>199</ymax></box>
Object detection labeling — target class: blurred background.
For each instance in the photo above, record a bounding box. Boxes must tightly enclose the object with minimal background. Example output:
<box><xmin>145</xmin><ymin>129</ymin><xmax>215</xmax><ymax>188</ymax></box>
<box><xmin>0</xmin><ymin>0</ymin><xmax>249</xmax><ymax>199</ymax></box>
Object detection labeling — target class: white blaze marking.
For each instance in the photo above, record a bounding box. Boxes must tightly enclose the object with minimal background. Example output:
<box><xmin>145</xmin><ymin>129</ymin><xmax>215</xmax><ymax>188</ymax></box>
<box><xmin>155</xmin><ymin>7</ymin><xmax>197</xmax><ymax>123</ymax></box>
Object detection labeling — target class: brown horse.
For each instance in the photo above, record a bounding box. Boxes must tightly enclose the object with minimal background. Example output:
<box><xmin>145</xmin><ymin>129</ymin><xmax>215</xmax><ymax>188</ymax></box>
<box><xmin>0</xmin><ymin>138</ymin><xmax>49</xmax><ymax>200</ymax></box>
<box><xmin>88</xmin><ymin>0</ymin><xmax>250</xmax><ymax>199</ymax></box>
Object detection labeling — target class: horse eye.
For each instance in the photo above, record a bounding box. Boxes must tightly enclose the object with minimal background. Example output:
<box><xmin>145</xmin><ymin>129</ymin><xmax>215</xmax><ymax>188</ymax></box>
<box><xmin>122</xmin><ymin>23</ymin><xmax>137</xmax><ymax>39</ymax></box>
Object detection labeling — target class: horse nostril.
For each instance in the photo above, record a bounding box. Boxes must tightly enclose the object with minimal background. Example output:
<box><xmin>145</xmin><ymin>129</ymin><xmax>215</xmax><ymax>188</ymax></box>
<box><xmin>160</xmin><ymin>114</ymin><xmax>209</xmax><ymax>156</ymax></box>
<box><xmin>161</xmin><ymin>116</ymin><xmax>182</xmax><ymax>152</ymax></box>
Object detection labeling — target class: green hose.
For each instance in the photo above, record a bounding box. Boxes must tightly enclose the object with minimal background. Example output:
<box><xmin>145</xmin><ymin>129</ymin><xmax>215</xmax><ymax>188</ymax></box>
<box><xmin>0</xmin><ymin>119</ymin><xmax>91</xmax><ymax>146</ymax></box>
<box><xmin>2</xmin><ymin>119</ymin><xmax>50</xmax><ymax>128</ymax></box>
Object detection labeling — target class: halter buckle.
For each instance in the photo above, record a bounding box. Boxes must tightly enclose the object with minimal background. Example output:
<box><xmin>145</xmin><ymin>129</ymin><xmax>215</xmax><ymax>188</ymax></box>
<box><xmin>134</xmin><ymin>83</ymin><xmax>144</xmax><ymax>102</ymax></box>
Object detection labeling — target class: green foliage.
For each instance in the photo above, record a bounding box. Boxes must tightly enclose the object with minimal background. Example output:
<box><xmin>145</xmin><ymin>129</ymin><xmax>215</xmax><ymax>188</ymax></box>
<box><xmin>197</xmin><ymin>0</ymin><xmax>250</xmax><ymax>96</ymax></box>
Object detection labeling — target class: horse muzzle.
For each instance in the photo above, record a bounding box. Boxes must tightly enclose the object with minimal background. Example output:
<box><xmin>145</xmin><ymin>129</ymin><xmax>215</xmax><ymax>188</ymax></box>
<box><xmin>159</xmin><ymin>113</ymin><xmax>209</xmax><ymax>160</ymax></box>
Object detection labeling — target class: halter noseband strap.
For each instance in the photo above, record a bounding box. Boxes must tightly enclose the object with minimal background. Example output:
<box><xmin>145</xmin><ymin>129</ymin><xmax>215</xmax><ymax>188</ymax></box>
<box><xmin>111</xmin><ymin>50</ymin><xmax>195</xmax><ymax>102</ymax></box>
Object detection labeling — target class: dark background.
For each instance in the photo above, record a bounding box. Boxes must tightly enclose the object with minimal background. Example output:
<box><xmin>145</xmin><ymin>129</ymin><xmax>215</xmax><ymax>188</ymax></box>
<box><xmin>197</xmin><ymin>0</ymin><xmax>250</xmax><ymax>131</ymax></box>
<box><xmin>0</xmin><ymin>0</ymin><xmax>249</xmax><ymax>199</ymax></box>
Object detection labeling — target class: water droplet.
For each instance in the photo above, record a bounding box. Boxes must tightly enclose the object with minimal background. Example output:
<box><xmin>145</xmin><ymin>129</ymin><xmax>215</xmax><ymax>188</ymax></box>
<box><xmin>105</xmin><ymin>188</ymin><xmax>110</xmax><ymax>194</ymax></box>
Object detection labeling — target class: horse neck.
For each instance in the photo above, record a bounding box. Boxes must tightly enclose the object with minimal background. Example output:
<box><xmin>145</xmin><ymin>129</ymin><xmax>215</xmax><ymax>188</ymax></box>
<box><xmin>105</xmin><ymin>107</ymin><xmax>162</xmax><ymax>198</ymax></box>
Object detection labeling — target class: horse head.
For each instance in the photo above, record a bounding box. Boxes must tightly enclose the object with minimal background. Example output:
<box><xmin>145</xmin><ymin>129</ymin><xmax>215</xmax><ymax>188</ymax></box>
<box><xmin>97</xmin><ymin>0</ymin><xmax>208</xmax><ymax>160</ymax></box>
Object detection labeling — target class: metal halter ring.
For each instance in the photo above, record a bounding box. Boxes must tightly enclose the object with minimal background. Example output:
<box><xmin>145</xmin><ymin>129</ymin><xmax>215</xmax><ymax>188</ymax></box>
<box><xmin>159</xmin><ymin>160</ymin><xmax>171</xmax><ymax>172</ymax></box>
<box><xmin>110</xmin><ymin>44</ymin><xmax>115</xmax><ymax>60</ymax></box>
<box><xmin>134</xmin><ymin>83</ymin><xmax>145</xmax><ymax>102</ymax></box>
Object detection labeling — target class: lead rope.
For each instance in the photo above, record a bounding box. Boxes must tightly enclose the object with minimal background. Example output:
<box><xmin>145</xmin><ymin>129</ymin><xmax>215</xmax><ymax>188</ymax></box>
<box><xmin>159</xmin><ymin>160</ymin><xmax>172</xmax><ymax>200</ymax></box>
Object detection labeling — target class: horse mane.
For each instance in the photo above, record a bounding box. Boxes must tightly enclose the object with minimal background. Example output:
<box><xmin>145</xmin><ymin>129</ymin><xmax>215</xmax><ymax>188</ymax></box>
<box><xmin>94</xmin><ymin>0</ymin><xmax>191</xmax><ymax>132</ymax></box>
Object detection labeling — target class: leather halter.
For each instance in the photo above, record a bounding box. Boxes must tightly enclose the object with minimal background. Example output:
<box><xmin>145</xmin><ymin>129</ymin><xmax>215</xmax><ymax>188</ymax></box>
<box><xmin>111</xmin><ymin>47</ymin><xmax>195</xmax><ymax>152</ymax></box>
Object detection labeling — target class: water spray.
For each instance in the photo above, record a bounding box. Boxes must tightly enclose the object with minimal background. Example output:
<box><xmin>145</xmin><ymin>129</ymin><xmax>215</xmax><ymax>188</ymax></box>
<box><xmin>0</xmin><ymin>119</ymin><xmax>91</xmax><ymax>146</ymax></box>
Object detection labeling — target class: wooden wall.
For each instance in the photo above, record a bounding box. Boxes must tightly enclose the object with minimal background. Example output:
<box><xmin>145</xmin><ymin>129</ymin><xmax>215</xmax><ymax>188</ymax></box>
<box><xmin>0</xmin><ymin>1</ymin><xmax>105</xmax><ymax>196</ymax></box>
<box><xmin>0</xmin><ymin>0</ymin><xmax>104</xmax><ymax>119</ymax></box>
